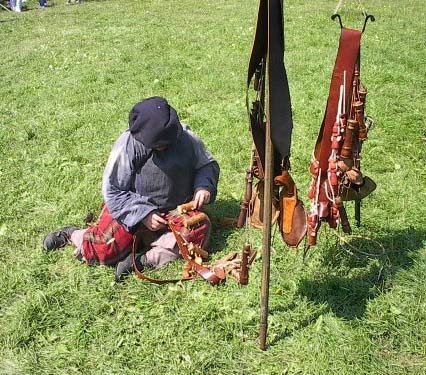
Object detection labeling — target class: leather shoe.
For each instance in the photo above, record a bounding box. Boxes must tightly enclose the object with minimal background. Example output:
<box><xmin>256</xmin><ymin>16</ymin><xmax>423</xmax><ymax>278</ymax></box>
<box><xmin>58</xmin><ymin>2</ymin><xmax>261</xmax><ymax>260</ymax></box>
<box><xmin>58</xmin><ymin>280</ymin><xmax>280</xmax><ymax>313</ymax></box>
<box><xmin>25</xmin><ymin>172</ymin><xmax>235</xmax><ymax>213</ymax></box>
<box><xmin>43</xmin><ymin>226</ymin><xmax>79</xmax><ymax>251</ymax></box>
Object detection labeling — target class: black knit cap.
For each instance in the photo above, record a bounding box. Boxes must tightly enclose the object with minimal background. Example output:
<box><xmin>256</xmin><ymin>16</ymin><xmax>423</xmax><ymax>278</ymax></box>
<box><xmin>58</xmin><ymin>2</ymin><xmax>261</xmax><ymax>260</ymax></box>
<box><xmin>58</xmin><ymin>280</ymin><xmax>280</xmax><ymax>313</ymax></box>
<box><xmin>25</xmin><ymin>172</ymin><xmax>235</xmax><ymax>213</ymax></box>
<box><xmin>129</xmin><ymin>96</ymin><xmax>183</xmax><ymax>149</ymax></box>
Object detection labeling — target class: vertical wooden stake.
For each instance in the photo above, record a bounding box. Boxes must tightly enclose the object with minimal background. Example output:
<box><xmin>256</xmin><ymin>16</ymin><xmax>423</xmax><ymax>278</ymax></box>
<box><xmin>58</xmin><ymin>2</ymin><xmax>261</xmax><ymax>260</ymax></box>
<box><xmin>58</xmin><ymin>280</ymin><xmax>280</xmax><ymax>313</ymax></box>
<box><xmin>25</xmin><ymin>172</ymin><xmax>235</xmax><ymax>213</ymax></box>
<box><xmin>259</xmin><ymin>110</ymin><xmax>274</xmax><ymax>351</ymax></box>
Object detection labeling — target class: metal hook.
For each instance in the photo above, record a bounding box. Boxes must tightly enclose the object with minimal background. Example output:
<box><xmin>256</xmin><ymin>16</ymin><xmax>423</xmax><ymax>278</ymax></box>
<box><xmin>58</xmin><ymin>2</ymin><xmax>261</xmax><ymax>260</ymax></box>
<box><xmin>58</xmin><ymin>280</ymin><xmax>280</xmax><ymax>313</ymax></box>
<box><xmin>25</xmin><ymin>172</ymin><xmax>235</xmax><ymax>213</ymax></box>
<box><xmin>361</xmin><ymin>14</ymin><xmax>375</xmax><ymax>33</ymax></box>
<box><xmin>331</xmin><ymin>13</ymin><xmax>344</xmax><ymax>29</ymax></box>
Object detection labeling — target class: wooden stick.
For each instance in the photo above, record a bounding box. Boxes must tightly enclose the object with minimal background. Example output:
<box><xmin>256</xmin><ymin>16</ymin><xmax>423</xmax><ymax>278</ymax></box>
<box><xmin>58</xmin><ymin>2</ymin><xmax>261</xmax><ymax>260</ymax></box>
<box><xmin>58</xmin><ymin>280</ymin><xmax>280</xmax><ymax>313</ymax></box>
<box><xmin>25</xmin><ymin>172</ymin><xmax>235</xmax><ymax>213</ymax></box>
<box><xmin>0</xmin><ymin>3</ymin><xmax>12</xmax><ymax>12</ymax></box>
<box><xmin>334</xmin><ymin>0</ymin><xmax>344</xmax><ymax>15</ymax></box>
<box><xmin>259</xmin><ymin>93</ymin><xmax>274</xmax><ymax>351</ymax></box>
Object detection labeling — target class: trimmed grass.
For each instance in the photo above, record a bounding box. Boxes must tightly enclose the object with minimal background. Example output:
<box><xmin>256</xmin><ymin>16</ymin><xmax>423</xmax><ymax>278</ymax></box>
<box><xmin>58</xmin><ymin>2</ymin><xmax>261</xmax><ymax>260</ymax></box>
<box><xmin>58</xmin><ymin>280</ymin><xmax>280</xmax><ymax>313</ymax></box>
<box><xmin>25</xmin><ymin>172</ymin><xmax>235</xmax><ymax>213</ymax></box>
<box><xmin>1</xmin><ymin>0</ymin><xmax>425</xmax><ymax>374</ymax></box>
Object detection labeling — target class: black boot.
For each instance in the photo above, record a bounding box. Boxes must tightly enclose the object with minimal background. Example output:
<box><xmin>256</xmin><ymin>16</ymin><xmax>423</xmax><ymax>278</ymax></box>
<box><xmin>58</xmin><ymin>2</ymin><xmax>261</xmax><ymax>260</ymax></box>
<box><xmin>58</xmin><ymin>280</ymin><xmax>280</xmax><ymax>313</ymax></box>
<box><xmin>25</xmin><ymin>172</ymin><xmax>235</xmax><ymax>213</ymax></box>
<box><xmin>43</xmin><ymin>226</ymin><xmax>80</xmax><ymax>251</ymax></box>
<box><xmin>115</xmin><ymin>253</ymin><xmax>146</xmax><ymax>282</ymax></box>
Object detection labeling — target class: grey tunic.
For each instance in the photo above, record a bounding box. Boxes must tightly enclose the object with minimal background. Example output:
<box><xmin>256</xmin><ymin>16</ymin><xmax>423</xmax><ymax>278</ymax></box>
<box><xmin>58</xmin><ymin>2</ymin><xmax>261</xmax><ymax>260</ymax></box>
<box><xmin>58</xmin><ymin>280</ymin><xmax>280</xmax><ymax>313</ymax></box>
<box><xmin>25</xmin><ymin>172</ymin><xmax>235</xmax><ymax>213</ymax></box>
<box><xmin>102</xmin><ymin>125</ymin><xmax>219</xmax><ymax>232</ymax></box>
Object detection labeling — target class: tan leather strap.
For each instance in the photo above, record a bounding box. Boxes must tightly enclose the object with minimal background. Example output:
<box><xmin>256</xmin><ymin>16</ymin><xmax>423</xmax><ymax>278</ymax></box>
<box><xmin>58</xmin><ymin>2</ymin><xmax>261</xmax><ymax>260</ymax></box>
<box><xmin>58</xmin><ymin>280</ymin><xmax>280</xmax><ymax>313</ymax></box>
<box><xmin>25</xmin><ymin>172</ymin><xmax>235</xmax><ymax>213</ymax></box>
<box><xmin>132</xmin><ymin>224</ymin><xmax>224</xmax><ymax>285</ymax></box>
<box><xmin>132</xmin><ymin>228</ymin><xmax>196</xmax><ymax>284</ymax></box>
<box><xmin>169</xmin><ymin>223</ymin><xmax>223</xmax><ymax>285</ymax></box>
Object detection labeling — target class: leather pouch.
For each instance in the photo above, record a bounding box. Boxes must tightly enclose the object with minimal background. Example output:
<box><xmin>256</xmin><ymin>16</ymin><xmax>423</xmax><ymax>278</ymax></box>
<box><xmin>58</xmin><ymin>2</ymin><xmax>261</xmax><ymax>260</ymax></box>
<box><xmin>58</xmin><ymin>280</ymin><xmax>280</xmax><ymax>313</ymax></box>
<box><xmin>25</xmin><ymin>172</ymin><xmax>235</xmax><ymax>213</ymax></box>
<box><xmin>275</xmin><ymin>171</ymin><xmax>307</xmax><ymax>248</ymax></box>
<box><xmin>249</xmin><ymin>180</ymin><xmax>280</xmax><ymax>229</ymax></box>
<box><xmin>340</xmin><ymin>176</ymin><xmax>377</xmax><ymax>201</ymax></box>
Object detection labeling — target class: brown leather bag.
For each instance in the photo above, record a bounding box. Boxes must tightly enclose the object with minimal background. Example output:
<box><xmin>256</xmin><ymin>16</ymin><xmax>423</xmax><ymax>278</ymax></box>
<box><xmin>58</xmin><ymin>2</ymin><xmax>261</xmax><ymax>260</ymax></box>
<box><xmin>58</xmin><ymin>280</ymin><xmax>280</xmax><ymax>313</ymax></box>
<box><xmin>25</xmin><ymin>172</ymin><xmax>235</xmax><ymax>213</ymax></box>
<box><xmin>249</xmin><ymin>180</ymin><xmax>280</xmax><ymax>229</ymax></box>
<box><xmin>274</xmin><ymin>171</ymin><xmax>307</xmax><ymax>247</ymax></box>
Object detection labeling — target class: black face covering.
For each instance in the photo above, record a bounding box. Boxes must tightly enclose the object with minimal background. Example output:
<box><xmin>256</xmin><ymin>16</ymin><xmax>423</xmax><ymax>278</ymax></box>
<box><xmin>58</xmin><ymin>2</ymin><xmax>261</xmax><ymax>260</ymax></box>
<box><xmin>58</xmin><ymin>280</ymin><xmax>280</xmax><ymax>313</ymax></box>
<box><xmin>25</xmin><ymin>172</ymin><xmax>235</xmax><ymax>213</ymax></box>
<box><xmin>129</xmin><ymin>96</ymin><xmax>182</xmax><ymax>149</ymax></box>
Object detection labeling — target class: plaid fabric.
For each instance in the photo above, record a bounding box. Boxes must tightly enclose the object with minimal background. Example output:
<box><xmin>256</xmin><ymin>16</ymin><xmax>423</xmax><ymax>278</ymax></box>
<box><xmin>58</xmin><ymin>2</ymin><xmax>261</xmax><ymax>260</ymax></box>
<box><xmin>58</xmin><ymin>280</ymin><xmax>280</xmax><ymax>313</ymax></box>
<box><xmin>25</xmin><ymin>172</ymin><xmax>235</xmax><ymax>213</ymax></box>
<box><xmin>82</xmin><ymin>205</ymin><xmax>133</xmax><ymax>266</ymax></box>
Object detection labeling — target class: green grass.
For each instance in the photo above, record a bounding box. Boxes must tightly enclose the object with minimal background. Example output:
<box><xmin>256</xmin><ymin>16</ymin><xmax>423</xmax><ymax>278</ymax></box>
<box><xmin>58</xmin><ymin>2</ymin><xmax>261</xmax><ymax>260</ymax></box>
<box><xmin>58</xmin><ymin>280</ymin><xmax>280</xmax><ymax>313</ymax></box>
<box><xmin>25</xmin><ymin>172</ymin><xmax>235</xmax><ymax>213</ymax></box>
<box><xmin>1</xmin><ymin>0</ymin><xmax>426</xmax><ymax>374</ymax></box>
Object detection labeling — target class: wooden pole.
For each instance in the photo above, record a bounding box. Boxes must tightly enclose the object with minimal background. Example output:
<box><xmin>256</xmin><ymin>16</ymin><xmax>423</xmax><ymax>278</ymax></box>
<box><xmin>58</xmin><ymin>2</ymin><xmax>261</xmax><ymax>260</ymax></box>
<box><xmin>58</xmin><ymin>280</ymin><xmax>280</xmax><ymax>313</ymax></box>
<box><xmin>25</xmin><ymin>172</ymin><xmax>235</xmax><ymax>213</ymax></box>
<box><xmin>259</xmin><ymin>102</ymin><xmax>274</xmax><ymax>351</ymax></box>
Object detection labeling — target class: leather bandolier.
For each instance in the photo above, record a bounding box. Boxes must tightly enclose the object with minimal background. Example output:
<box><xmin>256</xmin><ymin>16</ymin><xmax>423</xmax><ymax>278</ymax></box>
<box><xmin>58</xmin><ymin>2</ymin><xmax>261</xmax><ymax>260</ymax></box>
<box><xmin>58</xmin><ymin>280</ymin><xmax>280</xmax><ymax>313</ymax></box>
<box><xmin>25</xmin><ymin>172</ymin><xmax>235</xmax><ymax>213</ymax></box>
<box><xmin>133</xmin><ymin>201</ymin><xmax>256</xmax><ymax>285</ymax></box>
<box><xmin>306</xmin><ymin>27</ymin><xmax>376</xmax><ymax>250</ymax></box>
<box><xmin>237</xmin><ymin>0</ymin><xmax>307</xmax><ymax>248</ymax></box>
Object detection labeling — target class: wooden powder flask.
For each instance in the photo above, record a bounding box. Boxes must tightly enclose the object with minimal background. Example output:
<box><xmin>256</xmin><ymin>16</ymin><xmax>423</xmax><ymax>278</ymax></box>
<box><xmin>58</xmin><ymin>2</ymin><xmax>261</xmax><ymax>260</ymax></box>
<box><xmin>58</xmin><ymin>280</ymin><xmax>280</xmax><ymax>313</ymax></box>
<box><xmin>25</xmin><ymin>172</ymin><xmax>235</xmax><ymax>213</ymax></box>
<box><xmin>335</xmin><ymin>196</ymin><xmax>352</xmax><ymax>234</ymax></box>
<box><xmin>167</xmin><ymin>201</ymin><xmax>207</xmax><ymax>227</ymax></box>
<box><xmin>352</xmin><ymin>65</ymin><xmax>360</xmax><ymax>105</ymax></box>
<box><xmin>358</xmin><ymin>87</ymin><xmax>368</xmax><ymax>140</ymax></box>
<box><xmin>359</xmin><ymin>86</ymin><xmax>367</xmax><ymax>106</ymax></box>
<box><xmin>238</xmin><ymin>242</ymin><xmax>251</xmax><ymax>285</ymax></box>
<box><xmin>354</xmin><ymin>100</ymin><xmax>367</xmax><ymax>141</ymax></box>
<box><xmin>177</xmin><ymin>201</ymin><xmax>196</xmax><ymax>214</ymax></box>
<box><xmin>237</xmin><ymin>167</ymin><xmax>254</xmax><ymax>228</ymax></box>
<box><xmin>187</xmin><ymin>243</ymin><xmax>209</xmax><ymax>260</ymax></box>
<box><xmin>341</xmin><ymin>118</ymin><xmax>358</xmax><ymax>159</ymax></box>
<box><xmin>183</xmin><ymin>213</ymin><xmax>208</xmax><ymax>228</ymax></box>
<box><xmin>166</xmin><ymin>200</ymin><xmax>196</xmax><ymax>219</ymax></box>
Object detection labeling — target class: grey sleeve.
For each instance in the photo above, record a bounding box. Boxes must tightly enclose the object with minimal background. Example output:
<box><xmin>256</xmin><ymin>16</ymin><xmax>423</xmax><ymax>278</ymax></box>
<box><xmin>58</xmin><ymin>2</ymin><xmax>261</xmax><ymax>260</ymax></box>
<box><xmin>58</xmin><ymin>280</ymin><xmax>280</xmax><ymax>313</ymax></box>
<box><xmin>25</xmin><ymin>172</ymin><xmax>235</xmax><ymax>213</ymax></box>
<box><xmin>186</xmin><ymin>128</ymin><xmax>220</xmax><ymax>203</ymax></box>
<box><xmin>101</xmin><ymin>133</ymin><xmax>157</xmax><ymax>232</ymax></box>
<box><xmin>193</xmin><ymin>161</ymin><xmax>220</xmax><ymax>203</ymax></box>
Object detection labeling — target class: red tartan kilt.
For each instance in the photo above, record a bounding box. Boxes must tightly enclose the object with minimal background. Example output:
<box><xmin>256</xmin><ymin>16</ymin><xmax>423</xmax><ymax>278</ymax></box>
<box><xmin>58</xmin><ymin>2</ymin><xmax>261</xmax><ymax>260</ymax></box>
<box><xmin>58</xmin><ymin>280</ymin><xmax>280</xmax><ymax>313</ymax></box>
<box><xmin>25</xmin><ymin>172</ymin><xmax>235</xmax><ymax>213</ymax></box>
<box><xmin>82</xmin><ymin>205</ymin><xmax>133</xmax><ymax>265</ymax></box>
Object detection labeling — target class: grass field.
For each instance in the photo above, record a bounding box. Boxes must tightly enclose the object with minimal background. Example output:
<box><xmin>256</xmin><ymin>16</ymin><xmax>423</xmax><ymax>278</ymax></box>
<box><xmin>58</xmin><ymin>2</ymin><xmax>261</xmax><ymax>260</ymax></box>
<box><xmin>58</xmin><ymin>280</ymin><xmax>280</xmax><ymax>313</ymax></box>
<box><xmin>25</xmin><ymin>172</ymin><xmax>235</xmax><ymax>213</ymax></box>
<box><xmin>1</xmin><ymin>0</ymin><xmax>425</xmax><ymax>374</ymax></box>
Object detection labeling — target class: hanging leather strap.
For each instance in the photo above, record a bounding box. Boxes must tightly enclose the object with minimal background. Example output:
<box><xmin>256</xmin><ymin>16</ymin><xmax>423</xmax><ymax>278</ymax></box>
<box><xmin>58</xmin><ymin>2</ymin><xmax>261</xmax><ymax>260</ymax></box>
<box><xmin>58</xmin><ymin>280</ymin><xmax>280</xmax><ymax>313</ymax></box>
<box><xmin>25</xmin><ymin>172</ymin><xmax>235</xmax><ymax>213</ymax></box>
<box><xmin>267</xmin><ymin>0</ymin><xmax>293</xmax><ymax>162</ymax></box>
<box><xmin>314</xmin><ymin>28</ymin><xmax>362</xmax><ymax>173</ymax></box>
<box><xmin>306</xmin><ymin>28</ymin><xmax>363</xmax><ymax>248</ymax></box>
<box><xmin>244</xmin><ymin>0</ymin><xmax>306</xmax><ymax>247</ymax></box>
<box><xmin>247</xmin><ymin>0</ymin><xmax>293</xmax><ymax>170</ymax></box>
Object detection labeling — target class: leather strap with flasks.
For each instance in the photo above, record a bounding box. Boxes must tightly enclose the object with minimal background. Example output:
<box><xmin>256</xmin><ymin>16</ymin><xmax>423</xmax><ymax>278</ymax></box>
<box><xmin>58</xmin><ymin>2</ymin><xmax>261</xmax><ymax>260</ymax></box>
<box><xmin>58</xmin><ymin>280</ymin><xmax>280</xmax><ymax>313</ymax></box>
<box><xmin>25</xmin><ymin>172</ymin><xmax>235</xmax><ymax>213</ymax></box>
<box><xmin>306</xmin><ymin>27</ymin><xmax>369</xmax><ymax>250</ymax></box>
<box><xmin>132</xmin><ymin>211</ymin><xmax>223</xmax><ymax>285</ymax></box>
<box><xmin>315</xmin><ymin>28</ymin><xmax>362</xmax><ymax>172</ymax></box>
<box><xmin>132</xmin><ymin>203</ymin><xmax>256</xmax><ymax>285</ymax></box>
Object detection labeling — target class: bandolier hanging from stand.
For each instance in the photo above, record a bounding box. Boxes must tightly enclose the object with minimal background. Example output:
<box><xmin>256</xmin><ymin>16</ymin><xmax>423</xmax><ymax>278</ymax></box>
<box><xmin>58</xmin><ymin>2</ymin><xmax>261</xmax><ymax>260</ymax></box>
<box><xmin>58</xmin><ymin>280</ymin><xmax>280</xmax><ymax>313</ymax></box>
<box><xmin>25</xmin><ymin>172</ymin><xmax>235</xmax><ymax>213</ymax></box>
<box><xmin>306</xmin><ymin>14</ymin><xmax>376</xmax><ymax>253</ymax></box>
<box><xmin>237</xmin><ymin>0</ymin><xmax>306</xmax><ymax>248</ymax></box>
<box><xmin>237</xmin><ymin>0</ymin><xmax>306</xmax><ymax>350</ymax></box>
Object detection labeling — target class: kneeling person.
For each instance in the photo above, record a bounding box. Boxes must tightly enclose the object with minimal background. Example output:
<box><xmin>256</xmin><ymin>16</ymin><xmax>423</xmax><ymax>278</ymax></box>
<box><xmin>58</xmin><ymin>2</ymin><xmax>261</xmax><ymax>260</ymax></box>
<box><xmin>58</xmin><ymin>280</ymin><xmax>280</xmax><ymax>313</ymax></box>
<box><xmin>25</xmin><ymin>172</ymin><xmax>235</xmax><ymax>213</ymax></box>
<box><xmin>43</xmin><ymin>97</ymin><xmax>220</xmax><ymax>281</ymax></box>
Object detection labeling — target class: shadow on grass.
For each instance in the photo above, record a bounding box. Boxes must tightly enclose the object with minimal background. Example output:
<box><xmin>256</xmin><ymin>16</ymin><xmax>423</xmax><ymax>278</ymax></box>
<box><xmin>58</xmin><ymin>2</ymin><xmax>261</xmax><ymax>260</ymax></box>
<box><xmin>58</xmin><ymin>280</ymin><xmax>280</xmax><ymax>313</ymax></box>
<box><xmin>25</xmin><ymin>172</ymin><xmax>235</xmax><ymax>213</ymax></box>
<box><xmin>297</xmin><ymin>227</ymin><xmax>425</xmax><ymax>320</ymax></box>
<box><xmin>206</xmin><ymin>198</ymin><xmax>240</xmax><ymax>255</ymax></box>
<box><xmin>266</xmin><ymin>227</ymin><xmax>425</xmax><ymax>348</ymax></box>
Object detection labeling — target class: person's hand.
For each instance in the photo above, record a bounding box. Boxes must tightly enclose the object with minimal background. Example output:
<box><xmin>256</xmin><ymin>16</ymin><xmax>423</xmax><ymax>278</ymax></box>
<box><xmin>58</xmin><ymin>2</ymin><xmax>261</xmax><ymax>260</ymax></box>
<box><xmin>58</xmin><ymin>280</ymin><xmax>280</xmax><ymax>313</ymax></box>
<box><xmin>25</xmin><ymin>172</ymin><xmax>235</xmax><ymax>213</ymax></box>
<box><xmin>142</xmin><ymin>211</ymin><xmax>168</xmax><ymax>231</ymax></box>
<box><xmin>193</xmin><ymin>189</ymin><xmax>211</xmax><ymax>209</ymax></box>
